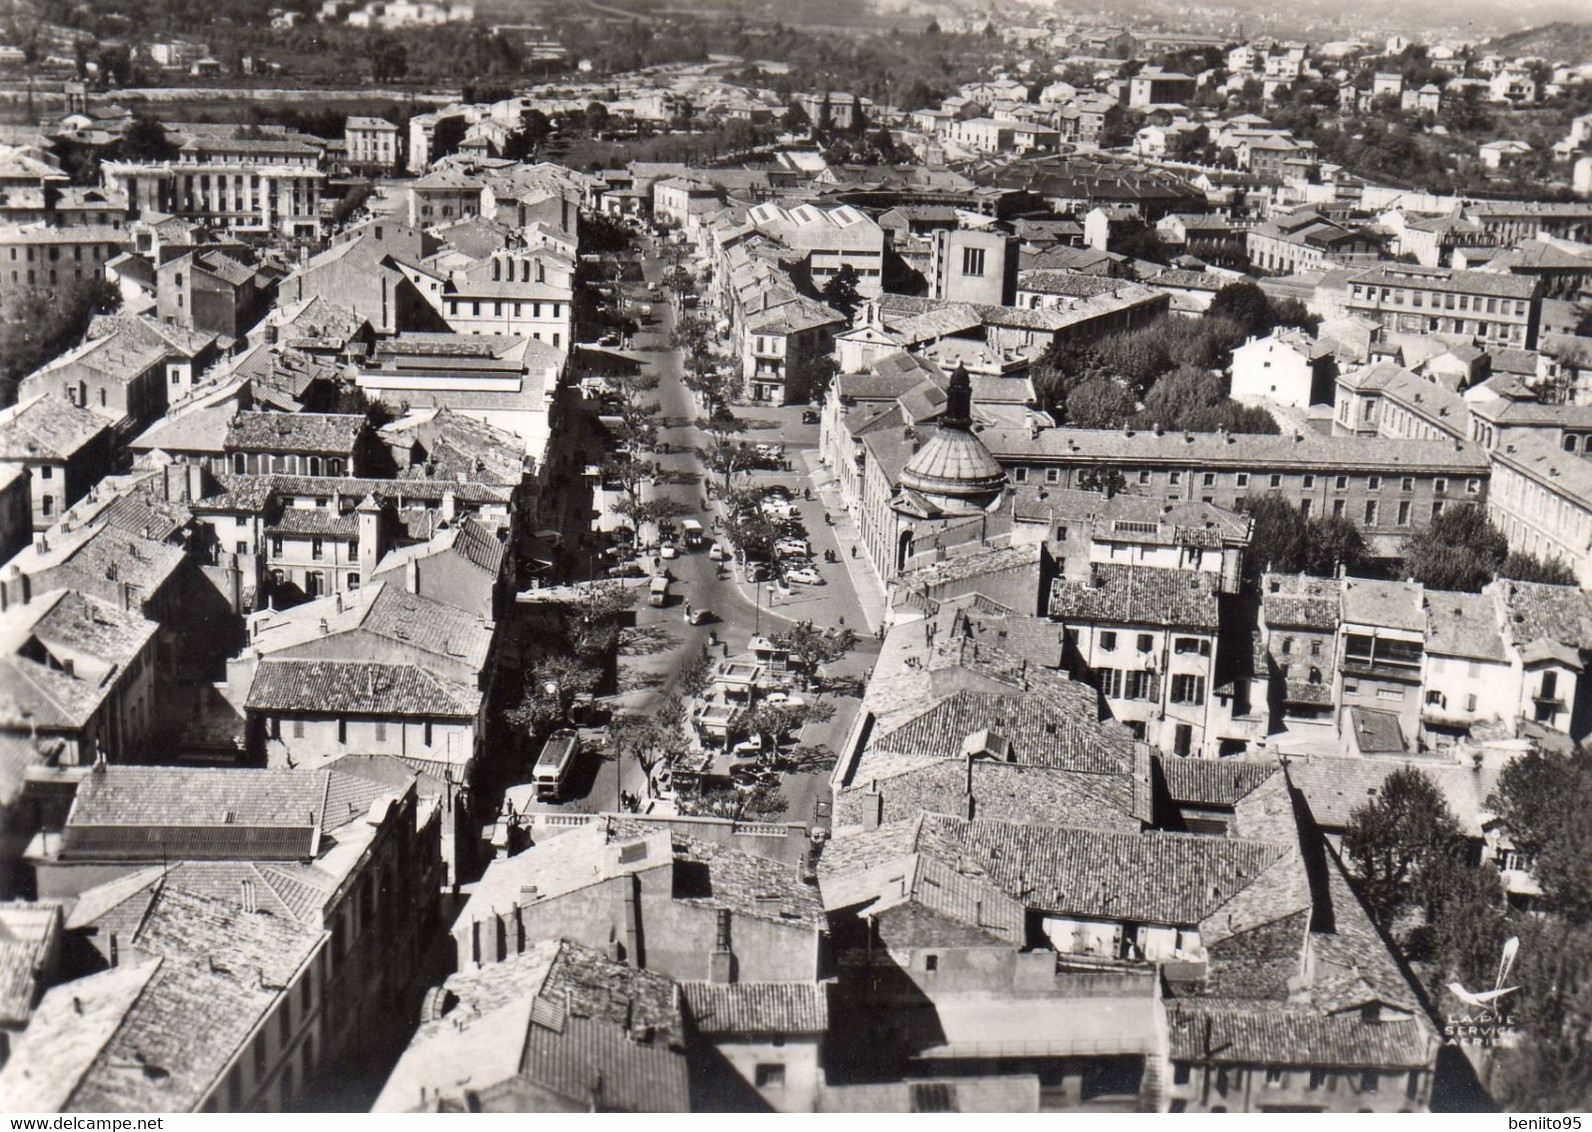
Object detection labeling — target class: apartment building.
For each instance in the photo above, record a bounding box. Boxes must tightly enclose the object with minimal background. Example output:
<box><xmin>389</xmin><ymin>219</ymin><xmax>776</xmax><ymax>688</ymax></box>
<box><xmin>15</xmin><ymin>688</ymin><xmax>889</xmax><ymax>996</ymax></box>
<box><xmin>344</xmin><ymin>116</ymin><xmax>400</xmax><ymax>173</ymax></box>
<box><xmin>13</xmin><ymin>766</ymin><xmax>442</xmax><ymax>1109</ymax></box>
<box><xmin>978</xmin><ymin>427</ymin><xmax>1489</xmax><ymax>556</ymax></box>
<box><xmin>1049</xmin><ymin>564</ymin><xmax>1238</xmax><ymax>757</ymax></box>
<box><xmin>0</xmin><ymin>394</ymin><xmax>114</xmax><ymax>530</ymax></box>
<box><xmin>1246</xmin><ymin>209</ymin><xmax>1382</xmax><ymax>276</ymax></box>
<box><xmin>223</xmin><ymin>412</ymin><xmax>374</xmax><ymax>478</ymax></box>
<box><xmin>1230</xmin><ymin>329</ymin><xmax>1336</xmax><ymax>410</ymax></box>
<box><xmin>1342</xmin><ymin>265</ymin><xmax>1542</xmax><ymax>350</ymax></box>
<box><xmin>1488</xmin><ymin>431</ymin><xmax>1592</xmax><ymax>587</ymax></box>
<box><xmin>406</xmin><ymin>167</ymin><xmax>483</xmax><ymax>227</ymax></box>
<box><xmin>455</xmin><ymin>822</ymin><xmax>825</xmax><ymax>983</ymax></box>
<box><xmin>0</xmin><ymin>588</ymin><xmax>159</xmax><ymax>767</ymax></box>
<box><xmin>1463</xmin><ymin>201</ymin><xmax>1592</xmax><ymax>245</ymax></box>
<box><xmin>244</xmin><ymin>657</ymin><xmax>483</xmax><ymax>776</ymax></box>
<box><xmin>1127</xmin><ymin>67</ymin><xmax>1197</xmax><ymax>109</ymax></box>
<box><xmin>102</xmin><ymin>161</ymin><xmax>324</xmax><ymax>239</ymax></box>
<box><xmin>1262</xmin><ymin>571</ymin><xmax>1592</xmax><ymax>746</ymax></box>
<box><xmin>0</xmin><ymin>223</ymin><xmax>132</xmax><ymax>292</ymax></box>
<box><xmin>743</xmin><ymin>298</ymin><xmax>846</xmax><ymax>405</ymax></box>
<box><xmin>438</xmin><ymin>247</ymin><xmax>574</xmax><ymax>350</ymax></box>
<box><xmin>931</xmin><ymin>228</ymin><xmax>1019</xmax><ymax>306</ymax></box>
<box><xmin>356</xmin><ymin>333</ymin><xmax>565</xmax><ymax>460</ymax></box>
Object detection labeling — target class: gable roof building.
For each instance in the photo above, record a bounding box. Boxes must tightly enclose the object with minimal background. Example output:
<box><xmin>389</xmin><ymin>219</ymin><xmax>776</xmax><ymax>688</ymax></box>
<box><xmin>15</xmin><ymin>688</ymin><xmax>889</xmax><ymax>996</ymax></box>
<box><xmin>374</xmin><ymin>939</ymin><xmax>689</xmax><ymax>1113</ymax></box>
<box><xmin>0</xmin><ymin>887</ymin><xmax>326</xmax><ymax>1112</ymax></box>
<box><xmin>0</xmin><ymin>589</ymin><xmax>159</xmax><ymax>768</ymax></box>
<box><xmin>455</xmin><ymin>824</ymin><xmax>825</xmax><ymax>986</ymax></box>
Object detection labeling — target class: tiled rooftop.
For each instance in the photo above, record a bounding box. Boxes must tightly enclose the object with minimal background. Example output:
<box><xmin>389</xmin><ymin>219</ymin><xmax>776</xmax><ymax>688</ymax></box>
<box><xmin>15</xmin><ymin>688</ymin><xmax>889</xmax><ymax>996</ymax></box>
<box><xmin>15</xmin><ymin>888</ymin><xmax>324</xmax><ymax>1112</ymax></box>
<box><xmin>680</xmin><ymin>981</ymin><xmax>829</xmax><ymax>1036</ymax></box>
<box><xmin>225</xmin><ymin>411</ymin><xmax>365</xmax><ymax>455</ymax></box>
<box><xmin>0</xmin><ymin>590</ymin><xmax>158</xmax><ymax>730</ymax></box>
<box><xmin>868</xmin><ymin>686</ymin><xmax>1134</xmax><ymax>775</ymax></box>
<box><xmin>1050</xmin><ymin>563</ymin><xmax>1222</xmax><ymax>629</ymax></box>
<box><xmin>981</xmin><ymin>426</ymin><xmax>1489</xmax><ymax>473</ymax></box>
<box><xmin>836</xmin><ymin>755</ymin><xmax>1141</xmax><ymax>833</ymax></box>
<box><xmin>0</xmin><ymin>901</ymin><xmax>60</xmax><ymax>1027</ymax></box>
<box><xmin>248</xmin><ymin>582</ymin><xmax>493</xmax><ymax>673</ymax></box>
<box><xmin>0</xmin><ymin>395</ymin><xmax>110</xmax><ymax>461</ymax></box>
<box><xmin>65</xmin><ymin>765</ymin><xmax>396</xmax><ymax>843</ymax></box>
<box><xmin>245</xmin><ymin>659</ymin><xmax>483</xmax><ymax>719</ymax></box>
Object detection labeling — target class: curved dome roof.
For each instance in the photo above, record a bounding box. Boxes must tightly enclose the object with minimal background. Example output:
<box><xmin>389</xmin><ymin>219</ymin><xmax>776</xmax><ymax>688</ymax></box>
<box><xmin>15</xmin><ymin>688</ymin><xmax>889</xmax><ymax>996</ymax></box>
<box><xmin>899</xmin><ymin>427</ymin><xmax>1006</xmax><ymax>498</ymax></box>
<box><xmin>897</xmin><ymin>364</ymin><xmax>1006</xmax><ymax>512</ymax></box>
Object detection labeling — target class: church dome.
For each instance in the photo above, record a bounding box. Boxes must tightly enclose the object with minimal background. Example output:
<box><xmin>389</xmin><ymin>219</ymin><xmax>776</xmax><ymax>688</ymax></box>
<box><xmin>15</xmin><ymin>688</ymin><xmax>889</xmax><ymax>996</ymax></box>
<box><xmin>897</xmin><ymin>365</ymin><xmax>1007</xmax><ymax>513</ymax></box>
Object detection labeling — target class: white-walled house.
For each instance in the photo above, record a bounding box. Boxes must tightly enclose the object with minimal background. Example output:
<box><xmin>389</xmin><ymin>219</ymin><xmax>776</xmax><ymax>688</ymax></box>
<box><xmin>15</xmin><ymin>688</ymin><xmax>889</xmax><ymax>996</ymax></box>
<box><xmin>1230</xmin><ymin>329</ymin><xmax>1336</xmax><ymax>409</ymax></box>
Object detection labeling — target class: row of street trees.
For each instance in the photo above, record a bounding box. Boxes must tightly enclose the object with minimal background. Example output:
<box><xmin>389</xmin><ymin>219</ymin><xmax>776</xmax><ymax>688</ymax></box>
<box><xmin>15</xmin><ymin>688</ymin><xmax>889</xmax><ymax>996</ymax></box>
<box><xmin>596</xmin><ymin>367</ymin><xmax>692</xmax><ymax>538</ymax></box>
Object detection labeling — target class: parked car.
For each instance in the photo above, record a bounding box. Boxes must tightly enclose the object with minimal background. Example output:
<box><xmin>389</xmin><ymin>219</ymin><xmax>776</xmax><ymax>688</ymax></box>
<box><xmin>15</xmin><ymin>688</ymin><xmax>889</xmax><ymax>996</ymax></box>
<box><xmin>801</xmin><ymin>410</ymin><xmax>820</xmax><ymax>424</ymax></box>
<box><xmin>732</xmin><ymin>767</ymin><xmax>780</xmax><ymax>790</ymax></box>
<box><xmin>776</xmin><ymin>538</ymin><xmax>810</xmax><ymax>557</ymax></box>
<box><xmin>730</xmin><ymin>739</ymin><xmax>764</xmax><ymax>758</ymax></box>
<box><xmin>762</xmin><ymin>691</ymin><xmax>806</xmax><ymax>708</ymax></box>
<box><xmin>785</xmin><ymin>567</ymin><xmax>823</xmax><ymax>586</ymax></box>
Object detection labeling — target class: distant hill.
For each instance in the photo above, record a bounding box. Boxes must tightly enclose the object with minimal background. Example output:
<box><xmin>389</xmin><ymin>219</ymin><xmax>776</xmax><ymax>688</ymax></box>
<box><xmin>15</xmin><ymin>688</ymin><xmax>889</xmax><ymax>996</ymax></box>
<box><xmin>1483</xmin><ymin>21</ymin><xmax>1592</xmax><ymax>65</ymax></box>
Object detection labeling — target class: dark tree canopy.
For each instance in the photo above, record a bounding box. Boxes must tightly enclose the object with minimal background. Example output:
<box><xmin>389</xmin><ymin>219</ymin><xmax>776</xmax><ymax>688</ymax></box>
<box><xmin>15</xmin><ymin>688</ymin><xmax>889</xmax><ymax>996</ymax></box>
<box><xmin>1401</xmin><ymin>503</ymin><xmax>1509</xmax><ymax>592</ymax></box>
<box><xmin>1140</xmin><ymin>366</ymin><xmax>1279</xmax><ymax>435</ymax></box>
<box><xmin>1491</xmin><ymin>746</ymin><xmax>1592</xmax><ymax>925</ymax></box>
<box><xmin>1062</xmin><ymin>376</ymin><xmax>1136</xmax><ymax>429</ymax></box>
<box><xmin>1205</xmin><ymin>281</ymin><xmax>1276</xmax><ymax>339</ymax></box>
<box><xmin>120</xmin><ymin>115</ymin><xmax>177</xmax><ymax>162</ymax></box>
<box><xmin>1485</xmin><ymin>748</ymin><xmax>1592</xmax><ymax>1110</ymax></box>
<box><xmin>1343</xmin><ymin>767</ymin><xmax>1464</xmax><ymax>930</ymax></box>
<box><xmin>819</xmin><ymin>264</ymin><xmax>862</xmax><ymax>318</ymax></box>
<box><xmin>0</xmin><ymin>277</ymin><xmax>120</xmax><ymax>402</ymax></box>
<box><xmin>1237</xmin><ymin>494</ymin><xmax>1367</xmax><ymax>581</ymax></box>
<box><xmin>1498</xmin><ymin>550</ymin><xmax>1578</xmax><ymax>587</ymax></box>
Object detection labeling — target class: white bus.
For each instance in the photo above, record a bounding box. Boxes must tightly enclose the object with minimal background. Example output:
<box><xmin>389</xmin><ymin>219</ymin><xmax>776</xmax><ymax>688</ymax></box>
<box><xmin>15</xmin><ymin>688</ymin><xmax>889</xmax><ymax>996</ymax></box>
<box><xmin>533</xmin><ymin>730</ymin><xmax>580</xmax><ymax>801</ymax></box>
<box><xmin>649</xmin><ymin>575</ymin><xmax>671</xmax><ymax>606</ymax></box>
